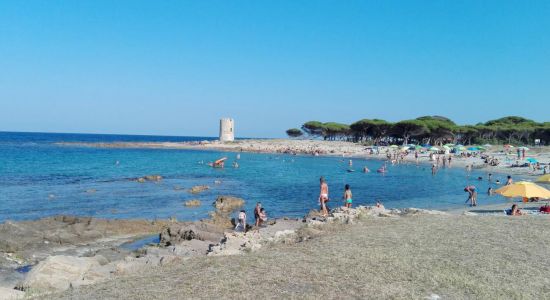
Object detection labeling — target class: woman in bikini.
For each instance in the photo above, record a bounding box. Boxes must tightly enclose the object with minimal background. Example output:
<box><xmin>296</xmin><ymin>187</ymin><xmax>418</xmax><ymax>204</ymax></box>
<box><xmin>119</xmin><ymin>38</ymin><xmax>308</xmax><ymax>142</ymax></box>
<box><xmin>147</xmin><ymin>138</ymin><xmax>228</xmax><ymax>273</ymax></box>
<box><xmin>319</xmin><ymin>177</ymin><xmax>329</xmax><ymax>216</ymax></box>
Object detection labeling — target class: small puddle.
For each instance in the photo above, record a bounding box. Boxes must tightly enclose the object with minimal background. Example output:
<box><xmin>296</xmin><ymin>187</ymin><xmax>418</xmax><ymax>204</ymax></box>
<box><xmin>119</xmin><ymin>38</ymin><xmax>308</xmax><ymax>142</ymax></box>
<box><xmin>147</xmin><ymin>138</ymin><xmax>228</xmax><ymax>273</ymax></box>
<box><xmin>120</xmin><ymin>235</ymin><xmax>160</xmax><ymax>251</ymax></box>
<box><xmin>15</xmin><ymin>265</ymin><xmax>32</xmax><ymax>274</ymax></box>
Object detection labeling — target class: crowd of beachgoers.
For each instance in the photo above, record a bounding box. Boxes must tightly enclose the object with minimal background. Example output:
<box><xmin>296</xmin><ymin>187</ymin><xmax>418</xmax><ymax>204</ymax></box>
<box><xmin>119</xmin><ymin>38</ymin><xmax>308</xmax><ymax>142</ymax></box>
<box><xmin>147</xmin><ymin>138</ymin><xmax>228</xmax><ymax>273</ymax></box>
<box><xmin>2</xmin><ymin>139</ymin><xmax>548</xmax><ymax>298</ymax></box>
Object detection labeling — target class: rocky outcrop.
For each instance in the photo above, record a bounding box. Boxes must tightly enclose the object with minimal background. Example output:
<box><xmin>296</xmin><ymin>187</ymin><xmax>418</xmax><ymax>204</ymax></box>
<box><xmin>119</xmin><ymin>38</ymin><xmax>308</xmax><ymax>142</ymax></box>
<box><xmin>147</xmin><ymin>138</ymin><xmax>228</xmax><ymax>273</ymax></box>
<box><xmin>188</xmin><ymin>185</ymin><xmax>209</xmax><ymax>194</ymax></box>
<box><xmin>16</xmin><ymin>255</ymin><xmax>111</xmax><ymax>292</ymax></box>
<box><xmin>159</xmin><ymin>222</ymin><xmax>225</xmax><ymax>246</ymax></box>
<box><xmin>0</xmin><ymin>216</ymin><xmax>171</xmax><ymax>269</ymax></box>
<box><xmin>212</xmin><ymin>196</ymin><xmax>245</xmax><ymax>212</ymax></box>
<box><xmin>183</xmin><ymin>199</ymin><xmax>201</xmax><ymax>207</ymax></box>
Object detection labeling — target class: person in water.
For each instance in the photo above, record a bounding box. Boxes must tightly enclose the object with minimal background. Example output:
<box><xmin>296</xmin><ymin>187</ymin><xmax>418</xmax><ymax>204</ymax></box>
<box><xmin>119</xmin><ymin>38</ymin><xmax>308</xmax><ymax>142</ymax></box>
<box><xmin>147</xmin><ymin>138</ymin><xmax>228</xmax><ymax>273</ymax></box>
<box><xmin>319</xmin><ymin>177</ymin><xmax>329</xmax><ymax>217</ymax></box>
<box><xmin>343</xmin><ymin>184</ymin><xmax>353</xmax><ymax>208</ymax></box>
<box><xmin>506</xmin><ymin>175</ymin><xmax>513</xmax><ymax>185</ymax></box>
<box><xmin>363</xmin><ymin>166</ymin><xmax>370</xmax><ymax>173</ymax></box>
<box><xmin>464</xmin><ymin>185</ymin><xmax>477</xmax><ymax>206</ymax></box>
<box><xmin>431</xmin><ymin>164</ymin><xmax>437</xmax><ymax>175</ymax></box>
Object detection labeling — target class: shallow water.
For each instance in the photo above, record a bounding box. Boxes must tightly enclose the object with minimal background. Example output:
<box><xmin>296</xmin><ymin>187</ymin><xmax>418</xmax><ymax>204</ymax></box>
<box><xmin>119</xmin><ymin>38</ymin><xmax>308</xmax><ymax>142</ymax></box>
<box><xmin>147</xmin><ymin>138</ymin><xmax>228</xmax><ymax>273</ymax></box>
<box><xmin>0</xmin><ymin>132</ymin><xmax>520</xmax><ymax>223</ymax></box>
<box><xmin>120</xmin><ymin>235</ymin><xmax>161</xmax><ymax>251</ymax></box>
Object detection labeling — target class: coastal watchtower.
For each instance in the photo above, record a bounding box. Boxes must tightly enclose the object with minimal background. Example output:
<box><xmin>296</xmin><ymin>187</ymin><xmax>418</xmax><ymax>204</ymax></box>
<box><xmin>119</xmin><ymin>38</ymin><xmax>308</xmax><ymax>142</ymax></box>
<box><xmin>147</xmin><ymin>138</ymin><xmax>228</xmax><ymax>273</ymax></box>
<box><xmin>219</xmin><ymin>118</ymin><xmax>235</xmax><ymax>142</ymax></box>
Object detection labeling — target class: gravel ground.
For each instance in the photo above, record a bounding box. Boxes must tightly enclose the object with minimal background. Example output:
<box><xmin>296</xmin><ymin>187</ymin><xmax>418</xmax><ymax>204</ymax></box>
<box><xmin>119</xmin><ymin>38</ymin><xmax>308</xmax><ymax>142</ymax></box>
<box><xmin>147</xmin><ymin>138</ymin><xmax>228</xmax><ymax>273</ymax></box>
<box><xmin>52</xmin><ymin>214</ymin><xmax>550</xmax><ymax>299</ymax></box>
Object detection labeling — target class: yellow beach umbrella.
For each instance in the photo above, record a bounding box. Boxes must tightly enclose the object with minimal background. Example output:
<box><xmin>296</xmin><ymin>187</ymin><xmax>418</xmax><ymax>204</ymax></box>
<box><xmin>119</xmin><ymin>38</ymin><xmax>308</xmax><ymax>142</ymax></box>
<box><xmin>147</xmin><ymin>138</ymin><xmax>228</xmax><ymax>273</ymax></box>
<box><xmin>536</xmin><ymin>174</ymin><xmax>550</xmax><ymax>183</ymax></box>
<box><xmin>495</xmin><ymin>181</ymin><xmax>550</xmax><ymax>199</ymax></box>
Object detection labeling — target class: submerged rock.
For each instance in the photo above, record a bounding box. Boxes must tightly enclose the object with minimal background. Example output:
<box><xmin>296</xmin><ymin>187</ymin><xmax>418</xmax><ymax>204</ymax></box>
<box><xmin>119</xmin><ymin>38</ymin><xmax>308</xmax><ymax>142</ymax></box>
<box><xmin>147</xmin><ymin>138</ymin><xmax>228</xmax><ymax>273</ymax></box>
<box><xmin>188</xmin><ymin>185</ymin><xmax>209</xmax><ymax>194</ymax></box>
<box><xmin>212</xmin><ymin>196</ymin><xmax>245</xmax><ymax>212</ymax></box>
<box><xmin>184</xmin><ymin>199</ymin><xmax>201</xmax><ymax>207</ymax></box>
<box><xmin>133</xmin><ymin>175</ymin><xmax>163</xmax><ymax>183</ymax></box>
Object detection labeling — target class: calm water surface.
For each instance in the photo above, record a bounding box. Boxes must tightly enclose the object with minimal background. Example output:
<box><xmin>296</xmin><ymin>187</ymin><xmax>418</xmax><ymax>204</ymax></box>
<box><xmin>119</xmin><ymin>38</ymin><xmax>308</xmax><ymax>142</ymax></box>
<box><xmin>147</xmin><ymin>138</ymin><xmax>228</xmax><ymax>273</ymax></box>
<box><xmin>0</xmin><ymin>132</ymin><xmax>517</xmax><ymax>223</ymax></box>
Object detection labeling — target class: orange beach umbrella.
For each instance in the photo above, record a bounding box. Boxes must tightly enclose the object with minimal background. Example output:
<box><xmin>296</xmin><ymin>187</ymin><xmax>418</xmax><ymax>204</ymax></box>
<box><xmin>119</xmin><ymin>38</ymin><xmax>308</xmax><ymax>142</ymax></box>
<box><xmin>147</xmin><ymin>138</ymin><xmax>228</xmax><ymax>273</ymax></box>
<box><xmin>495</xmin><ymin>181</ymin><xmax>550</xmax><ymax>199</ymax></box>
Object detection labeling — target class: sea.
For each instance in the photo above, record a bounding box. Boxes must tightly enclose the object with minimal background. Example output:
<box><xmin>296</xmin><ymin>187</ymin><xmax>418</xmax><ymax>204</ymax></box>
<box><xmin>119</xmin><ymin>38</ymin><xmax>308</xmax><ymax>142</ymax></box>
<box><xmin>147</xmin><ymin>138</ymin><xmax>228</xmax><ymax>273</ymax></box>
<box><xmin>0</xmin><ymin>131</ymin><xmax>516</xmax><ymax>223</ymax></box>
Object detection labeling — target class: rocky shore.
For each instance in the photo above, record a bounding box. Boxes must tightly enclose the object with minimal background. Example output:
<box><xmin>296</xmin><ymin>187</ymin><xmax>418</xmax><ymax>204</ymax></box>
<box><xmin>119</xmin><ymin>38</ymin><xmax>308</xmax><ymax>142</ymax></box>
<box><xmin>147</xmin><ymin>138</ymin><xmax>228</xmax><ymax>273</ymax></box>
<box><xmin>0</xmin><ymin>190</ymin><xmax>445</xmax><ymax>299</ymax></box>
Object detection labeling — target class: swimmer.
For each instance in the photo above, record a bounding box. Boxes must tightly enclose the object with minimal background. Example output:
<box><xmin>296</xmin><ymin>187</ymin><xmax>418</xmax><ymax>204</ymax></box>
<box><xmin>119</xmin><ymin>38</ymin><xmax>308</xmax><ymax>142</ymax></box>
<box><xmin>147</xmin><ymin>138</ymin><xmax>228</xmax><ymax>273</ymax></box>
<box><xmin>363</xmin><ymin>166</ymin><xmax>370</xmax><ymax>173</ymax></box>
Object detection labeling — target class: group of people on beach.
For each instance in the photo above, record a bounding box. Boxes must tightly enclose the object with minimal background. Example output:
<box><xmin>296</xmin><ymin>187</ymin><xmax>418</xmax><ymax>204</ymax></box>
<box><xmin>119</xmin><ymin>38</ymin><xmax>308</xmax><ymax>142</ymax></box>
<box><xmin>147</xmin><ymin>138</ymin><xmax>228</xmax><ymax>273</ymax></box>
<box><xmin>234</xmin><ymin>202</ymin><xmax>268</xmax><ymax>233</ymax></box>
<box><xmin>464</xmin><ymin>174</ymin><xmax>514</xmax><ymax>206</ymax></box>
<box><xmin>318</xmin><ymin>176</ymin><xmax>383</xmax><ymax>216</ymax></box>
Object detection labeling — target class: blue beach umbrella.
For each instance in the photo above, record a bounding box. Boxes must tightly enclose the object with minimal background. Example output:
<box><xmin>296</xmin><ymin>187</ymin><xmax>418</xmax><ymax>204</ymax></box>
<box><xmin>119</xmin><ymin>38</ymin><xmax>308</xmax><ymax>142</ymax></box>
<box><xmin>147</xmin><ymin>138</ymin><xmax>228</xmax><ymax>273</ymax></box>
<box><xmin>526</xmin><ymin>158</ymin><xmax>538</xmax><ymax>163</ymax></box>
<box><xmin>467</xmin><ymin>147</ymin><xmax>479</xmax><ymax>151</ymax></box>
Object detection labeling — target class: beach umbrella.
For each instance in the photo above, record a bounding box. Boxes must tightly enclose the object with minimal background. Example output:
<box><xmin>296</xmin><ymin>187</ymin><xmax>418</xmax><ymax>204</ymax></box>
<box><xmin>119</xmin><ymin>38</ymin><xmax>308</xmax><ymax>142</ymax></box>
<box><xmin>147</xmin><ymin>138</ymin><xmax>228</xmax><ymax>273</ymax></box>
<box><xmin>526</xmin><ymin>158</ymin><xmax>538</xmax><ymax>164</ymax></box>
<box><xmin>467</xmin><ymin>147</ymin><xmax>479</xmax><ymax>151</ymax></box>
<box><xmin>495</xmin><ymin>181</ymin><xmax>550</xmax><ymax>199</ymax></box>
<box><xmin>442</xmin><ymin>145</ymin><xmax>451</xmax><ymax>150</ymax></box>
<box><xmin>483</xmin><ymin>144</ymin><xmax>492</xmax><ymax>148</ymax></box>
<box><xmin>518</xmin><ymin>146</ymin><xmax>529</xmax><ymax>151</ymax></box>
<box><xmin>415</xmin><ymin>145</ymin><xmax>423</xmax><ymax>150</ymax></box>
<box><xmin>536</xmin><ymin>174</ymin><xmax>550</xmax><ymax>183</ymax></box>
<box><xmin>454</xmin><ymin>146</ymin><xmax>466</xmax><ymax>151</ymax></box>
<box><xmin>422</xmin><ymin>144</ymin><xmax>431</xmax><ymax>148</ymax></box>
<box><xmin>389</xmin><ymin>145</ymin><xmax>399</xmax><ymax>148</ymax></box>
<box><xmin>429</xmin><ymin>147</ymin><xmax>440</xmax><ymax>151</ymax></box>
<box><xmin>477</xmin><ymin>146</ymin><xmax>486</xmax><ymax>151</ymax></box>
<box><xmin>400</xmin><ymin>146</ymin><xmax>409</xmax><ymax>151</ymax></box>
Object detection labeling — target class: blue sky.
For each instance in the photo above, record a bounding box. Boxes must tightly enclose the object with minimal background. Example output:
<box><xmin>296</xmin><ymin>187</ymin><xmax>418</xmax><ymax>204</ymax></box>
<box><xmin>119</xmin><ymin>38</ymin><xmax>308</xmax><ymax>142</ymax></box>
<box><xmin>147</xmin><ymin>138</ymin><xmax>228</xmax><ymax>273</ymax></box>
<box><xmin>0</xmin><ymin>0</ymin><xmax>549</xmax><ymax>138</ymax></box>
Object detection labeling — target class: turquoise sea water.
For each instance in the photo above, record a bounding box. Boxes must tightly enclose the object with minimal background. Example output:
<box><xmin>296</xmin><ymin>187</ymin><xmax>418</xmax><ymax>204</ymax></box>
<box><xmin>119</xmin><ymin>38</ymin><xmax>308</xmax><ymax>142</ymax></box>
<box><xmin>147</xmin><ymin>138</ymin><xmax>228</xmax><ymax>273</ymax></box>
<box><xmin>0</xmin><ymin>132</ymin><xmax>517</xmax><ymax>223</ymax></box>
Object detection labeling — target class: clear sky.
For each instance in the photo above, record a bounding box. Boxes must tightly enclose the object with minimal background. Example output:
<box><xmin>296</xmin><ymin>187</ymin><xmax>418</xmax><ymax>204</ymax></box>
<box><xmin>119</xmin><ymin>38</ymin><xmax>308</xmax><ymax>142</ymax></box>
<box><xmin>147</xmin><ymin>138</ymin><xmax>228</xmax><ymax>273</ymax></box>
<box><xmin>1</xmin><ymin>0</ymin><xmax>549</xmax><ymax>138</ymax></box>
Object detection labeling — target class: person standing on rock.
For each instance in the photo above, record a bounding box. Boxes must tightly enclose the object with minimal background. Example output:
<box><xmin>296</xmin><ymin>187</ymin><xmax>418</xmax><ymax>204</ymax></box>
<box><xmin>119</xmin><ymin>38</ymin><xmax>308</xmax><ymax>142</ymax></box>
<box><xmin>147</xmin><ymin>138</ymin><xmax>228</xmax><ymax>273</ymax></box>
<box><xmin>319</xmin><ymin>177</ymin><xmax>329</xmax><ymax>216</ymax></box>
<box><xmin>254</xmin><ymin>202</ymin><xmax>262</xmax><ymax>226</ymax></box>
<box><xmin>235</xmin><ymin>210</ymin><xmax>247</xmax><ymax>232</ymax></box>
<box><xmin>343</xmin><ymin>184</ymin><xmax>353</xmax><ymax>208</ymax></box>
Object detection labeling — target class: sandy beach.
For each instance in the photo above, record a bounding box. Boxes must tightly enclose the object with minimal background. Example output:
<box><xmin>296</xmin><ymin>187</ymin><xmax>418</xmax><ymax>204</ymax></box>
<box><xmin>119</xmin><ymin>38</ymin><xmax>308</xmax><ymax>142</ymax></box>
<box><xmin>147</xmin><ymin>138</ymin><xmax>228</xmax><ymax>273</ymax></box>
<box><xmin>58</xmin><ymin>139</ymin><xmax>550</xmax><ymax>178</ymax></box>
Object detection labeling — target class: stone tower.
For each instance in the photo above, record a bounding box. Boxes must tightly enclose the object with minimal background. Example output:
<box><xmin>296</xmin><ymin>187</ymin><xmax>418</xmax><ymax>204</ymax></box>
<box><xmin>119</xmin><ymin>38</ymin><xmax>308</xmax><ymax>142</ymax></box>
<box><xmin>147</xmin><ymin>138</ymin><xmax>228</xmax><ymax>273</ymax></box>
<box><xmin>219</xmin><ymin>118</ymin><xmax>235</xmax><ymax>142</ymax></box>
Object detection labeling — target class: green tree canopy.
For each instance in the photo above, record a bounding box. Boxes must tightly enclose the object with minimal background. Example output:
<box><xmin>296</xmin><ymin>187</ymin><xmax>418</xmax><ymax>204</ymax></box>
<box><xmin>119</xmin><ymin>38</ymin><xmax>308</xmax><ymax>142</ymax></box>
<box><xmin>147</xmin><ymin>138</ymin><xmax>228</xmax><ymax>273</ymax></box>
<box><xmin>286</xmin><ymin>128</ymin><xmax>303</xmax><ymax>138</ymax></box>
